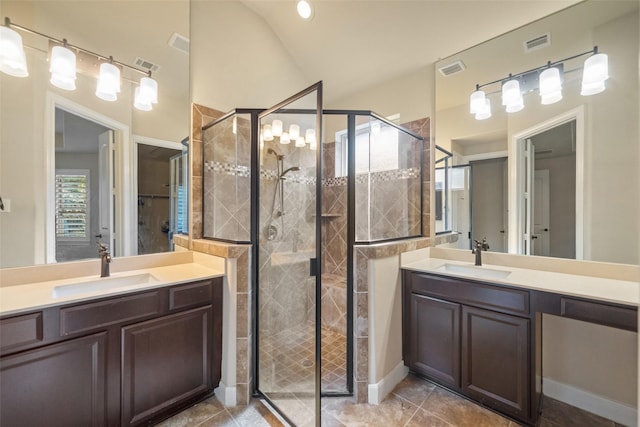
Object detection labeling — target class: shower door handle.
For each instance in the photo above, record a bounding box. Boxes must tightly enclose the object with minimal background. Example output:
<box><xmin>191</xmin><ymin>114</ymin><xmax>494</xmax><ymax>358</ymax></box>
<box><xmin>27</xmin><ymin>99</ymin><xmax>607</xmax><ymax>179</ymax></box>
<box><xmin>309</xmin><ymin>258</ymin><xmax>318</xmax><ymax>277</ymax></box>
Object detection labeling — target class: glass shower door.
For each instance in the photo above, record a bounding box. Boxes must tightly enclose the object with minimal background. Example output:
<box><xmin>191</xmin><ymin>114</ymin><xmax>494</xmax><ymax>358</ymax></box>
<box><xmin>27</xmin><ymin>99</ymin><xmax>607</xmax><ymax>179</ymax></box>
<box><xmin>257</xmin><ymin>83</ymin><xmax>322</xmax><ymax>426</ymax></box>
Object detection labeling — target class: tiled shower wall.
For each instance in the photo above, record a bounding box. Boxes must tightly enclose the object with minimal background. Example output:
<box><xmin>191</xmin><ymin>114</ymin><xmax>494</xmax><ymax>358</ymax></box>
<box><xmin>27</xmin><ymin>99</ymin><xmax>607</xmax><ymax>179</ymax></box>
<box><xmin>203</xmin><ymin>115</ymin><xmax>251</xmax><ymax>242</ymax></box>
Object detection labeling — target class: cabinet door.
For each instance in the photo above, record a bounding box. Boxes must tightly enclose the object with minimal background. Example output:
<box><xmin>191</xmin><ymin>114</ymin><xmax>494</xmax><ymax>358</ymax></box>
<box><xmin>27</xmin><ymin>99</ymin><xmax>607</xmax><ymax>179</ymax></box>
<box><xmin>121</xmin><ymin>305</ymin><xmax>213</xmax><ymax>426</ymax></box>
<box><xmin>462</xmin><ymin>306</ymin><xmax>530</xmax><ymax>419</ymax></box>
<box><xmin>0</xmin><ymin>332</ymin><xmax>107</xmax><ymax>427</ymax></box>
<box><xmin>410</xmin><ymin>293</ymin><xmax>461</xmax><ymax>387</ymax></box>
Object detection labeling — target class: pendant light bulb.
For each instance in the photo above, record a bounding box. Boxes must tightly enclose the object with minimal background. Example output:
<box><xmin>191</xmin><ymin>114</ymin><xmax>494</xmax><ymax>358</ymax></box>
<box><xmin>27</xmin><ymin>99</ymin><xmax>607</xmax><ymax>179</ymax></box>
<box><xmin>0</xmin><ymin>25</ymin><xmax>28</xmax><ymax>77</ymax></box>
<box><xmin>469</xmin><ymin>89</ymin><xmax>485</xmax><ymax>114</ymax></box>
<box><xmin>581</xmin><ymin>53</ymin><xmax>608</xmax><ymax>96</ymax></box>
<box><xmin>289</xmin><ymin>124</ymin><xmax>300</xmax><ymax>140</ymax></box>
<box><xmin>280</xmin><ymin>131</ymin><xmax>291</xmax><ymax>145</ymax></box>
<box><xmin>96</xmin><ymin>62</ymin><xmax>121</xmax><ymax>101</ymax></box>
<box><xmin>49</xmin><ymin>45</ymin><xmax>77</xmax><ymax>91</ymax></box>
<box><xmin>474</xmin><ymin>98</ymin><xmax>492</xmax><ymax>121</ymax></box>
<box><xmin>263</xmin><ymin>124</ymin><xmax>274</xmax><ymax>141</ymax></box>
<box><xmin>272</xmin><ymin>120</ymin><xmax>283</xmax><ymax>137</ymax></box>
<box><xmin>305</xmin><ymin>129</ymin><xmax>316</xmax><ymax>144</ymax></box>
<box><xmin>539</xmin><ymin>67</ymin><xmax>563</xmax><ymax>105</ymax></box>
<box><xmin>502</xmin><ymin>79</ymin><xmax>524</xmax><ymax>113</ymax></box>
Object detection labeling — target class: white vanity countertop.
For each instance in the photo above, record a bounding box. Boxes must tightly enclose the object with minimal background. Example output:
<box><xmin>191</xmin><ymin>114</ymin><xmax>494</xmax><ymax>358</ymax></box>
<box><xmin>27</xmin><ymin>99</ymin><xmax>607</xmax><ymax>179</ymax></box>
<box><xmin>402</xmin><ymin>252</ymin><xmax>639</xmax><ymax>307</ymax></box>
<box><xmin>0</xmin><ymin>252</ymin><xmax>225</xmax><ymax>317</ymax></box>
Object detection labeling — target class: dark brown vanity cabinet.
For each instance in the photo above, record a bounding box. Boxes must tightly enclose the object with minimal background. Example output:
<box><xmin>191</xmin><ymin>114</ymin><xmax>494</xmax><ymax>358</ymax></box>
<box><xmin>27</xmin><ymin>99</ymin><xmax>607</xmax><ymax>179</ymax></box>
<box><xmin>0</xmin><ymin>277</ymin><xmax>223</xmax><ymax>427</ymax></box>
<box><xmin>402</xmin><ymin>271</ymin><xmax>531</xmax><ymax>423</ymax></box>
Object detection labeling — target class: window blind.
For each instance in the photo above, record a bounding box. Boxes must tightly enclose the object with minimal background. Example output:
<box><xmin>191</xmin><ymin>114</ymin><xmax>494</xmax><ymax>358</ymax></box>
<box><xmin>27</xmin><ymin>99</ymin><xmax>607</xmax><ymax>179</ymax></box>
<box><xmin>55</xmin><ymin>170</ymin><xmax>90</xmax><ymax>240</ymax></box>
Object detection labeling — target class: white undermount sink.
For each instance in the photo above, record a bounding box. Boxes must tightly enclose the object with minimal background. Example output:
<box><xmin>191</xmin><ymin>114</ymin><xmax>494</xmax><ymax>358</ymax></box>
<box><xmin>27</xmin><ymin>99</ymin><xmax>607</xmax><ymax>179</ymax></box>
<box><xmin>435</xmin><ymin>263</ymin><xmax>512</xmax><ymax>280</ymax></box>
<box><xmin>51</xmin><ymin>273</ymin><xmax>159</xmax><ymax>298</ymax></box>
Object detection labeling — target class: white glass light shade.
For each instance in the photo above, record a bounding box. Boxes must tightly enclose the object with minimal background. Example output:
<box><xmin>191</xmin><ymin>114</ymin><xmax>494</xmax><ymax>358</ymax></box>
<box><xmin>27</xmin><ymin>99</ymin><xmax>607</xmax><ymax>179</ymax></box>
<box><xmin>297</xmin><ymin>0</ymin><xmax>313</xmax><ymax>20</ymax></box>
<box><xmin>272</xmin><ymin>120</ymin><xmax>283</xmax><ymax>137</ymax></box>
<box><xmin>134</xmin><ymin>76</ymin><xmax>158</xmax><ymax>111</ymax></box>
<box><xmin>469</xmin><ymin>90</ymin><xmax>486</xmax><ymax>114</ymax></box>
<box><xmin>0</xmin><ymin>26</ymin><xmax>28</xmax><ymax>77</ymax></box>
<box><xmin>305</xmin><ymin>129</ymin><xmax>316</xmax><ymax>144</ymax></box>
<box><xmin>139</xmin><ymin>77</ymin><xmax>158</xmax><ymax>103</ymax></box>
<box><xmin>289</xmin><ymin>124</ymin><xmax>300</xmax><ymax>140</ymax></box>
<box><xmin>475</xmin><ymin>98</ymin><xmax>492</xmax><ymax>120</ymax></box>
<box><xmin>295</xmin><ymin>137</ymin><xmax>306</xmax><ymax>147</ymax></box>
<box><xmin>280</xmin><ymin>131</ymin><xmax>291</xmax><ymax>145</ymax></box>
<box><xmin>134</xmin><ymin>86</ymin><xmax>152</xmax><ymax>111</ymax></box>
<box><xmin>49</xmin><ymin>46</ymin><xmax>76</xmax><ymax>91</ymax></box>
<box><xmin>309</xmin><ymin>141</ymin><xmax>317</xmax><ymax>150</ymax></box>
<box><xmin>263</xmin><ymin>124</ymin><xmax>274</xmax><ymax>141</ymax></box>
<box><xmin>232</xmin><ymin>116</ymin><xmax>237</xmax><ymax>134</ymax></box>
<box><xmin>581</xmin><ymin>53</ymin><xmax>608</xmax><ymax>96</ymax></box>
<box><xmin>502</xmin><ymin>79</ymin><xmax>523</xmax><ymax>112</ymax></box>
<box><xmin>96</xmin><ymin>63</ymin><xmax>121</xmax><ymax>101</ymax></box>
<box><xmin>539</xmin><ymin>67</ymin><xmax>563</xmax><ymax>105</ymax></box>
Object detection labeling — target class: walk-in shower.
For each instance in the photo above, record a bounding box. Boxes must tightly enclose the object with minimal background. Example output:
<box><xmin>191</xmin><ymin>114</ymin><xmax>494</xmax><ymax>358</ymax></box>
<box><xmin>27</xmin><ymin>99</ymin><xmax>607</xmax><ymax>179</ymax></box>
<box><xmin>201</xmin><ymin>84</ymin><xmax>424</xmax><ymax>426</ymax></box>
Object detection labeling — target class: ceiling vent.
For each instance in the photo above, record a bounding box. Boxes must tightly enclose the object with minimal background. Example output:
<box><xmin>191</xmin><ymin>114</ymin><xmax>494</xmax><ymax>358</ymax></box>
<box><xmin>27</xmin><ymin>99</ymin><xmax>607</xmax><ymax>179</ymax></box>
<box><xmin>524</xmin><ymin>33</ymin><xmax>551</xmax><ymax>53</ymax></box>
<box><xmin>168</xmin><ymin>32</ymin><xmax>190</xmax><ymax>55</ymax></box>
<box><xmin>134</xmin><ymin>57</ymin><xmax>160</xmax><ymax>73</ymax></box>
<box><xmin>438</xmin><ymin>60</ymin><xmax>466</xmax><ymax>77</ymax></box>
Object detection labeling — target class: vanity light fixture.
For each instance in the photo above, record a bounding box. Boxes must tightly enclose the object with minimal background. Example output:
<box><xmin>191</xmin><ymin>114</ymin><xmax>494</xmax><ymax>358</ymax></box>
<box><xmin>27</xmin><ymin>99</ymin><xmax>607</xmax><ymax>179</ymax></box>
<box><xmin>260</xmin><ymin>120</ymin><xmax>317</xmax><ymax>150</ymax></box>
<box><xmin>470</xmin><ymin>46</ymin><xmax>608</xmax><ymax>120</ymax></box>
<box><xmin>0</xmin><ymin>17</ymin><xmax>160</xmax><ymax>111</ymax></box>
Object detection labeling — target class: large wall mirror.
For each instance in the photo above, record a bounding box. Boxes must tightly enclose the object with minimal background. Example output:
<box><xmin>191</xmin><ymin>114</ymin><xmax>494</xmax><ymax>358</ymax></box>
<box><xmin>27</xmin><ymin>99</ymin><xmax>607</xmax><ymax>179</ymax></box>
<box><xmin>0</xmin><ymin>1</ymin><xmax>190</xmax><ymax>268</ymax></box>
<box><xmin>435</xmin><ymin>0</ymin><xmax>638</xmax><ymax>265</ymax></box>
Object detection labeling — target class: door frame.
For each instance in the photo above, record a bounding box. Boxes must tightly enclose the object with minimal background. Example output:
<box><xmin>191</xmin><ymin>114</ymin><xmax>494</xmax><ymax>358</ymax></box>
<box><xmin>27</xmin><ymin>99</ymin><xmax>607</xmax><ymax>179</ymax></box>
<box><xmin>44</xmin><ymin>92</ymin><xmax>131</xmax><ymax>263</ymax></box>
<box><xmin>508</xmin><ymin>106</ymin><xmax>584</xmax><ymax>259</ymax></box>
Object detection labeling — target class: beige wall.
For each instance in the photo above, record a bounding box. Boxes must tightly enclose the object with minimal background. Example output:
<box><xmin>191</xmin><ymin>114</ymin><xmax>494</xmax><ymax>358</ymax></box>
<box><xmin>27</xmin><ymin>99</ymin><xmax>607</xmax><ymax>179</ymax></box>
<box><xmin>190</xmin><ymin>1</ymin><xmax>308</xmax><ymax>112</ymax></box>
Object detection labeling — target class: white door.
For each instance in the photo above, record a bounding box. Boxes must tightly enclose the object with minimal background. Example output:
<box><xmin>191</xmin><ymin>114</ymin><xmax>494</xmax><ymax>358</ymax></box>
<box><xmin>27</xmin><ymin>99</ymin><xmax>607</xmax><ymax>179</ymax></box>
<box><xmin>532</xmin><ymin>169</ymin><xmax>550</xmax><ymax>256</ymax></box>
<box><xmin>98</xmin><ymin>130</ymin><xmax>115</xmax><ymax>255</ymax></box>
<box><xmin>521</xmin><ymin>139</ymin><xmax>534</xmax><ymax>255</ymax></box>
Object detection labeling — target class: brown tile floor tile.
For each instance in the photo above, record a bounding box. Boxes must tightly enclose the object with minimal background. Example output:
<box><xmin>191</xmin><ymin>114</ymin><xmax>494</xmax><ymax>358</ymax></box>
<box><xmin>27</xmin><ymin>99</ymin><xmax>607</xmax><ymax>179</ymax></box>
<box><xmin>322</xmin><ymin>393</ymin><xmax>419</xmax><ymax>426</ymax></box>
<box><xmin>420</xmin><ymin>386</ymin><xmax>511</xmax><ymax>427</ymax></box>
<box><xmin>539</xmin><ymin>396</ymin><xmax>616</xmax><ymax>427</ymax></box>
<box><xmin>405</xmin><ymin>407</ymin><xmax>454</xmax><ymax>427</ymax></box>
<box><xmin>157</xmin><ymin>373</ymin><xmax>621</xmax><ymax>427</ymax></box>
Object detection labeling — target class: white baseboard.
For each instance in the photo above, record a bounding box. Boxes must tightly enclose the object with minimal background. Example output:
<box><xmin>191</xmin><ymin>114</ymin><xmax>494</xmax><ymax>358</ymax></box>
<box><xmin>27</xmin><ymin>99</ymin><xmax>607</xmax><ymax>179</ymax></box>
<box><xmin>214</xmin><ymin>382</ymin><xmax>236</xmax><ymax>407</ymax></box>
<box><xmin>543</xmin><ymin>377</ymin><xmax>637</xmax><ymax>427</ymax></box>
<box><xmin>368</xmin><ymin>361</ymin><xmax>409</xmax><ymax>405</ymax></box>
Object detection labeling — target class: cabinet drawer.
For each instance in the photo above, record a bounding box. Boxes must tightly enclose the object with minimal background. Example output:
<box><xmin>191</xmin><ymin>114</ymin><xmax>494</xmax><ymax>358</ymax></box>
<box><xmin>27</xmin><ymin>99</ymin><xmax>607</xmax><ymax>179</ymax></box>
<box><xmin>0</xmin><ymin>312</ymin><xmax>43</xmax><ymax>354</ymax></box>
<box><xmin>561</xmin><ymin>297</ymin><xmax>637</xmax><ymax>332</ymax></box>
<box><xmin>60</xmin><ymin>291</ymin><xmax>162</xmax><ymax>336</ymax></box>
<box><xmin>411</xmin><ymin>273</ymin><xmax>529</xmax><ymax>316</ymax></box>
<box><xmin>169</xmin><ymin>280</ymin><xmax>212</xmax><ymax>311</ymax></box>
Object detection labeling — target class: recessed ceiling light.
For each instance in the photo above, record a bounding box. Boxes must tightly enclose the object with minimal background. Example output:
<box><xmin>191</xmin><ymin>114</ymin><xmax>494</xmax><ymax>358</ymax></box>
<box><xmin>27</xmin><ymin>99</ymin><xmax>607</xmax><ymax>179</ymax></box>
<box><xmin>297</xmin><ymin>0</ymin><xmax>314</xmax><ymax>20</ymax></box>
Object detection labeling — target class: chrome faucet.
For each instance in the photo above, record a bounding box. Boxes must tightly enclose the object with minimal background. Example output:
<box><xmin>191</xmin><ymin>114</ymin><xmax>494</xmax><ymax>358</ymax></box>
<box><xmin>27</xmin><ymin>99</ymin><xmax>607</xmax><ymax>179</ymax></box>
<box><xmin>97</xmin><ymin>241</ymin><xmax>111</xmax><ymax>277</ymax></box>
<box><xmin>472</xmin><ymin>238</ymin><xmax>490</xmax><ymax>266</ymax></box>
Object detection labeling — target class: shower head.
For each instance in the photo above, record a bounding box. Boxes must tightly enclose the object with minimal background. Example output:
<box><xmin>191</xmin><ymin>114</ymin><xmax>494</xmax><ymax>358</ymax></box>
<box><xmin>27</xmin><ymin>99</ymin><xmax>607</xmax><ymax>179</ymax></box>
<box><xmin>280</xmin><ymin>166</ymin><xmax>300</xmax><ymax>178</ymax></box>
<box><xmin>267</xmin><ymin>147</ymin><xmax>282</xmax><ymax>158</ymax></box>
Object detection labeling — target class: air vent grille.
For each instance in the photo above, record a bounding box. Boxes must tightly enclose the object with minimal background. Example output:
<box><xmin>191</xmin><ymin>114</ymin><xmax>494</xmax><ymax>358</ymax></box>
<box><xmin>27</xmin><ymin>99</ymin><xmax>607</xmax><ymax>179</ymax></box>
<box><xmin>134</xmin><ymin>57</ymin><xmax>160</xmax><ymax>73</ymax></box>
<box><xmin>524</xmin><ymin>33</ymin><xmax>551</xmax><ymax>53</ymax></box>
<box><xmin>168</xmin><ymin>32</ymin><xmax>190</xmax><ymax>54</ymax></box>
<box><xmin>438</xmin><ymin>60</ymin><xmax>466</xmax><ymax>77</ymax></box>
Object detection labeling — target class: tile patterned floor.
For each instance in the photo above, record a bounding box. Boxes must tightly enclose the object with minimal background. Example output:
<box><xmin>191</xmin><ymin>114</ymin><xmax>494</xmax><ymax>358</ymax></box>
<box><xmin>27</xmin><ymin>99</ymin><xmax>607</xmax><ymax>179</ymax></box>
<box><xmin>259</xmin><ymin>325</ymin><xmax>347</xmax><ymax>394</ymax></box>
<box><xmin>155</xmin><ymin>373</ymin><xmax>624</xmax><ymax>427</ymax></box>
